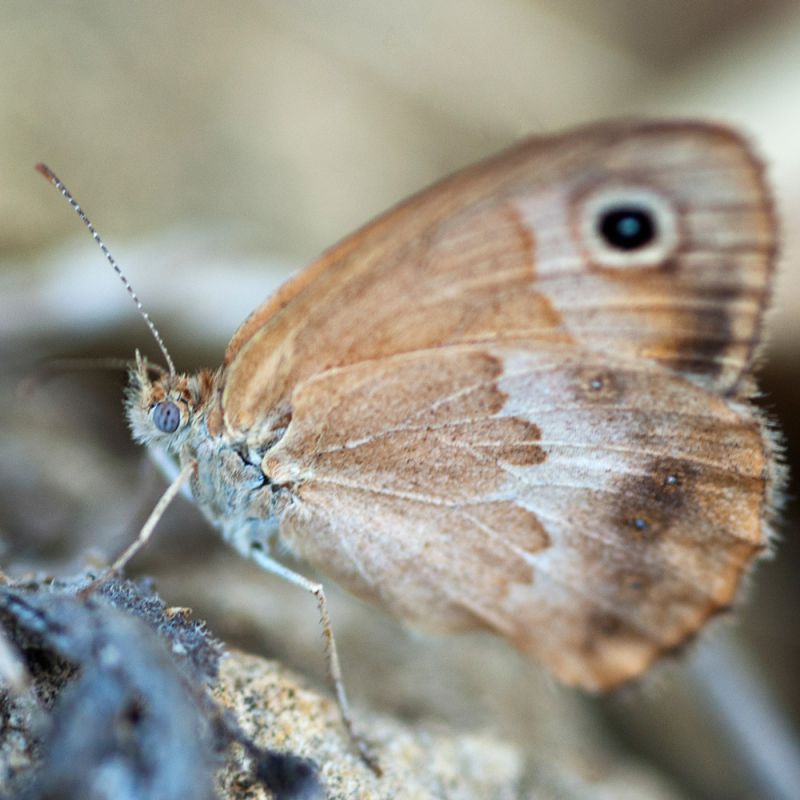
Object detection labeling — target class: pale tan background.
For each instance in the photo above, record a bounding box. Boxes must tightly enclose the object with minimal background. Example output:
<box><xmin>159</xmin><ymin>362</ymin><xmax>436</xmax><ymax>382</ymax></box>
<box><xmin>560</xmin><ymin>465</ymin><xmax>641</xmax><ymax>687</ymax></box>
<box><xmin>1</xmin><ymin>3</ymin><xmax>799</xmax><ymax>799</ymax></box>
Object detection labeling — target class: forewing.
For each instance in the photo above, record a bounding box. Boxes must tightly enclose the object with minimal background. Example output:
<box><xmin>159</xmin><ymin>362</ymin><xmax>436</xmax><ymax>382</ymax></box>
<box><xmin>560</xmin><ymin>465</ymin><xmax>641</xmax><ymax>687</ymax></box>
<box><xmin>264</xmin><ymin>343</ymin><xmax>773</xmax><ymax>690</ymax></box>
<box><xmin>221</xmin><ymin>121</ymin><xmax>775</xmax><ymax>444</ymax></box>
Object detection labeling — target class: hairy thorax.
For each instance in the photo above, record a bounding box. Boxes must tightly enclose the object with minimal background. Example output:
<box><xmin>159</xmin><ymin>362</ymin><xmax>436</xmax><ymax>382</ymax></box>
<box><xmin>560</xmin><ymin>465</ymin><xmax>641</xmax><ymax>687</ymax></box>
<box><xmin>126</xmin><ymin>355</ymin><xmax>286</xmax><ymax>558</ymax></box>
<box><xmin>185</xmin><ymin>424</ymin><xmax>281</xmax><ymax>555</ymax></box>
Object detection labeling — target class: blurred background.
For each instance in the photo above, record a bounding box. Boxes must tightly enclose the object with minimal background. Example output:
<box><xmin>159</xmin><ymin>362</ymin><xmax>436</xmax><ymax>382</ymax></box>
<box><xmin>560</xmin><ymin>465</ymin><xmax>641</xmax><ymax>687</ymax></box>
<box><xmin>1</xmin><ymin>2</ymin><xmax>798</xmax><ymax>798</ymax></box>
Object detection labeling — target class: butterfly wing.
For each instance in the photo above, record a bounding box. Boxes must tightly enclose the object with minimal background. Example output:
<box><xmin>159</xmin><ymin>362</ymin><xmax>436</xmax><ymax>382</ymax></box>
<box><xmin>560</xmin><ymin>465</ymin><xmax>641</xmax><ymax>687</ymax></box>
<box><xmin>263</xmin><ymin>342</ymin><xmax>772</xmax><ymax>689</ymax></box>
<box><xmin>221</xmin><ymin>121</ymin><xmax>774</xmax><ymax>442</ymax></box>
<box><xmin>219</xmin><ymin>121</ymin><xmax>778</xmax><ymax>689</ymax></box>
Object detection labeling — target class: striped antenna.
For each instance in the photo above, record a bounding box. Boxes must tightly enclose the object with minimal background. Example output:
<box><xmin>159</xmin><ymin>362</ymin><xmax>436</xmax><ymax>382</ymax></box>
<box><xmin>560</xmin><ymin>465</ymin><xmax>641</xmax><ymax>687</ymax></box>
<box><xmin>35</xmin><ymin>163</ymin><xmax>176</xmax><ymax>377</ymax></box>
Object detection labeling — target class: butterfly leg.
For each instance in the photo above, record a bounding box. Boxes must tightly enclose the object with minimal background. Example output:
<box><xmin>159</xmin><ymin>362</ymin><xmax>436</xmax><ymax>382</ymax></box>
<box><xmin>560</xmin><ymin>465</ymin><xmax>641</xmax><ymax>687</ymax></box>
<box><xmin>79</xmin><ymin>462</ymin><xmax>195</xmax><ymax>596</ymax></box>
<box><xmin>246</xmin><ymin>544</ymin><xmax>381</xmax><ymax>775</ymax></box>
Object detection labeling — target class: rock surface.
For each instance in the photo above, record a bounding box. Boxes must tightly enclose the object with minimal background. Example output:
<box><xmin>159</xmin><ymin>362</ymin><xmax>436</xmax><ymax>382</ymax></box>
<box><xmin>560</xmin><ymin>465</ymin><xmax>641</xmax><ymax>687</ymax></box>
<box><xmin>215</xmin><ymin>651</ymin><xmax>681</xmax><ymax>799</ymax></box>
<box><xmin>0</xmin><ymin>575</ymin><xmax>682</xmax><ymax>799</ymax></box>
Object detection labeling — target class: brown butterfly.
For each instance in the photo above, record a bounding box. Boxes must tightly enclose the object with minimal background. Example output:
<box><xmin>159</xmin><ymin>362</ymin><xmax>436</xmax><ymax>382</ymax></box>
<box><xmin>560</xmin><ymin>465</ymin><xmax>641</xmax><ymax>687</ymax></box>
<box><xmin>38</xmin><ymin>120</ymin><xmax>781</xmax><ymax>765</ymax></box>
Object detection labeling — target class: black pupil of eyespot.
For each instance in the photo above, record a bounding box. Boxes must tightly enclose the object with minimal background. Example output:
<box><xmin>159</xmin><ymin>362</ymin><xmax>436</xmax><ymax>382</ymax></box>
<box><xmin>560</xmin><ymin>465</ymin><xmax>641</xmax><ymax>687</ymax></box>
<box><xmin>598</xmin><ymin>206</ymin><xmax>656</xmax><ymax>251</ymax></box>
<box><xmin>153</xmin><ymin>401</ymin><xmax>180</xmax><ymax>433</ymax></box>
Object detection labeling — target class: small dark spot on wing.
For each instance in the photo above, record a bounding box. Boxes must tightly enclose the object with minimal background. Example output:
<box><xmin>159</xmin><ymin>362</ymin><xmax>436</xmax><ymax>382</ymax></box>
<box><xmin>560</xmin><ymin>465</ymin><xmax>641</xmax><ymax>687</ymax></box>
<box><xmin>571</xmin><ymin>368</ymin><xmax>624</xmax><ymax>402</ymax></box>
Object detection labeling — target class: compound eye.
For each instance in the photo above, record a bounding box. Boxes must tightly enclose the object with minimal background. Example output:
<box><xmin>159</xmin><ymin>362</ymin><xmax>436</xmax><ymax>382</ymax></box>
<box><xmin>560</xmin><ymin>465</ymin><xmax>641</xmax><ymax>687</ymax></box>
<box><xmin>152</xmin><ymin>401</ymin><xmax>181</xmax><ymax>433</ymax></box>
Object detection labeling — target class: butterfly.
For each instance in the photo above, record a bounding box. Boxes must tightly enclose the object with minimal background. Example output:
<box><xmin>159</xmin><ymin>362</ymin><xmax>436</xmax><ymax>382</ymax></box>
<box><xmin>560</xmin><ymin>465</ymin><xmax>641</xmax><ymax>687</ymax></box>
<box><xmin>38</xmin><ymin>119</ymin><xmax>780</xmax><ymax>765</ymax></box>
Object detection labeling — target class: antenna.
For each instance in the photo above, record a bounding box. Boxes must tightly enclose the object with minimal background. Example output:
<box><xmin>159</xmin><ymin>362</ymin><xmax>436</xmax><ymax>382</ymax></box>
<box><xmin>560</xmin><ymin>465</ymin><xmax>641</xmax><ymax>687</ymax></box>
<box><xmin>35</xmin><ymin>163</ymin><xmax>176</xmax><ymax>377</ymax></box>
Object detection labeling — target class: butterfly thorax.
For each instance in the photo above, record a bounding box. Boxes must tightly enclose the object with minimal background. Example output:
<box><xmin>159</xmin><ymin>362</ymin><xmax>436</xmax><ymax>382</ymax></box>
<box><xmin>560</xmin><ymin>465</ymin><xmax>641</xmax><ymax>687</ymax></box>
<box><xmin>125</xmin><ymin>355</ymin><xmax>284</xmax><ymax>555</ymax></box>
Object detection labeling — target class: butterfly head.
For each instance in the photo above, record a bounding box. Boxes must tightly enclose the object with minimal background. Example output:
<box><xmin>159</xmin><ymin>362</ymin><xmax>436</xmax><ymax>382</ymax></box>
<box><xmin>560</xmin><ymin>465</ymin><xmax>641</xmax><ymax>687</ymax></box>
<box><xmin>125</xmin><ymin>351</ymin><xmax>217</xmax><ymax>451</ymax></box>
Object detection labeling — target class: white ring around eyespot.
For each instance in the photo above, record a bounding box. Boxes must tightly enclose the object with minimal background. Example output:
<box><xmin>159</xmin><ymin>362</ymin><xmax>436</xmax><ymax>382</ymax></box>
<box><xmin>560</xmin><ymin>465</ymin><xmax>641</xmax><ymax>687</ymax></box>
<box><xmin>577</xmin><ymin>185</ymin><xmax>681</xmax><ymax>269</ymax></box>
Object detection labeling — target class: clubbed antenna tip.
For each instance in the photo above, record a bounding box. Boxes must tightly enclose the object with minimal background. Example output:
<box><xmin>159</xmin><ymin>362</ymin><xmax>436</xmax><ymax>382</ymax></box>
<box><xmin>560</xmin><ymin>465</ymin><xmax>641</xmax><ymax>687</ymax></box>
<box><xmin>35</xmin><ymin>162</ymin><xmax>176</xmax><ymax>377</ymax></box>
<box><xmin>35</xmin><ymin>162</ymin><xmax>60</xmax><ymax>183</ymax></box>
